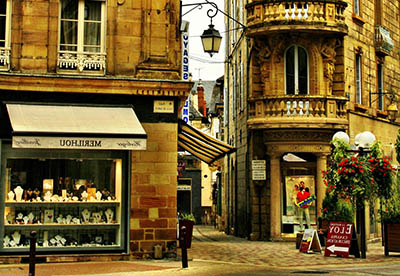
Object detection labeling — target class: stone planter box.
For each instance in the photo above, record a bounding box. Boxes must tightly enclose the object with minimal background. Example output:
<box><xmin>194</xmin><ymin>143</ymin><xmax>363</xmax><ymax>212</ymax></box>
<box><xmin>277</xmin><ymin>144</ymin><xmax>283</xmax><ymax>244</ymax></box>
<box><xmin>384</xmin><ymin>223</ymin><xmax>400</xmax><ymax>256</ymax></box>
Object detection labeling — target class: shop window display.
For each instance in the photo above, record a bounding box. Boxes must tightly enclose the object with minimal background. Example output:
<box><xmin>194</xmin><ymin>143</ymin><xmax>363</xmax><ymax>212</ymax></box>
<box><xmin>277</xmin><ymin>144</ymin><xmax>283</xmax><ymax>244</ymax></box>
<box><xmin>0</xmin><ymin>145</ymin><xmax>127</xmax><ymax>253</ymax></box>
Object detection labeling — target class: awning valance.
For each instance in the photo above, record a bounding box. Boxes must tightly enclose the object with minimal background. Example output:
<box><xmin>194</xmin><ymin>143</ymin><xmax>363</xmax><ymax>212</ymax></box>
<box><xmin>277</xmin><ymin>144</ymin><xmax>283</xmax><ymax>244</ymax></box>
<box><xmin>178</xmin><ymin>120</ymin><xmax>235</xmax><ymax>165</ymax></box>
<box><xmin>6</xmin><ymin>103</ymin><xmax>147</xmax><ymax>150</ymax></box>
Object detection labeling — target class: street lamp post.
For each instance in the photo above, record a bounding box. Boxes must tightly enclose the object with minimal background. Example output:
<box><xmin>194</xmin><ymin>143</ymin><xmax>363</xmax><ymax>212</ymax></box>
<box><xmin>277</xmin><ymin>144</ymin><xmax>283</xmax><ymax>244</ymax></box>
<box><xmin>332</xmin><ymin>131</ymin><xmax>376</xmax><ymax>259</ymax></box>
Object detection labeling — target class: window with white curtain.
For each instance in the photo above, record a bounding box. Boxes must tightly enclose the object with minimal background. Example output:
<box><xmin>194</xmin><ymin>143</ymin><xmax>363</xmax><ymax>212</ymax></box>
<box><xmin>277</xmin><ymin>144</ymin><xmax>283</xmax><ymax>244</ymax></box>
<box><xmin>377</xmin><ymin>63</ymin><xmax>383</xmax><ymax>110</ymax></box>
<box><xmin>0</xmin><ymin>0</ymin><xmax>11</xmax><ymax>70</ymax></box>
<box><xmin>355</xmin><ymin>54</ymin><xmax>362</xmax><ymax>104</ymax></box>
<box><xmin>58</xmin><ymin>0</ymin><xmax>106</xmax><ymax>74</ymax></box>
<box><xmin>354</xmin><ymin>0</ymin><xmax>360</xmax><ymax>16</ymax></box>
<box><xmin>285</xmin><ymin>45</ymin><xmax>308</xmax><ymax>95</ymax></box>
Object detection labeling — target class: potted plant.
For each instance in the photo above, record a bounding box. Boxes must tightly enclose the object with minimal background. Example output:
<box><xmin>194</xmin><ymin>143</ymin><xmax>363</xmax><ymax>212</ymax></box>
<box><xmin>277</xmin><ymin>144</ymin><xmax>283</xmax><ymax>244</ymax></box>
<box><xmin>178</xmin><ymin>213</ymin><xmax>195</xmax><ymax>248</ymax></box>
<box><xmin>379</xmin><ymin>131</ymin><xmax>400</xmax><ymax>256</ymax></box>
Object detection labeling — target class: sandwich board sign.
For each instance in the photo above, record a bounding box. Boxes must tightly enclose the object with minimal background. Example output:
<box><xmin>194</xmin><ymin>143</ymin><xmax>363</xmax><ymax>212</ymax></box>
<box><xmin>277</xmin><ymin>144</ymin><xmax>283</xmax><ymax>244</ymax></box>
<box><xmin>324</xmin><ymin>222</ymin><xmax>359</xmax><ymax>258</ymax></box>
<box><xmin>299</xmin><ymin>229</ymin><xmax>322</xmax><ymax>253</ymax></box>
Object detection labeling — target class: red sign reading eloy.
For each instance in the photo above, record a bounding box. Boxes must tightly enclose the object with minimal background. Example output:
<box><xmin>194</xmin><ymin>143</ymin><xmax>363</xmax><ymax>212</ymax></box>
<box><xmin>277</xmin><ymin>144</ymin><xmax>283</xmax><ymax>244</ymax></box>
<box><xmin>324</xmin><ymin>222</ymin><xmax>353</xmax><ymax>258</ymax></box>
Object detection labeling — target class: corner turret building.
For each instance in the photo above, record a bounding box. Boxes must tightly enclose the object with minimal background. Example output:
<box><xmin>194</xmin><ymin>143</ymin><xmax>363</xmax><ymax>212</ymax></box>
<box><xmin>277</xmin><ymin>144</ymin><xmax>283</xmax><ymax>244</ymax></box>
<box><xmin>223</xmin><ymin>0</ymin><xmax>400</xmax><ymax>240</ymax></box>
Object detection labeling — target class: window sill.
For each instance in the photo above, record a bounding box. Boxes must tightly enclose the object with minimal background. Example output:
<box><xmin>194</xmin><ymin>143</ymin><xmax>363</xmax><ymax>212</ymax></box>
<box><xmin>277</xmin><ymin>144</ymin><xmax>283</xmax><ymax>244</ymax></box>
<box><xmin>352</xmin><ymin>13</ymin><xmax>366</xmax><ymax>26</ymax></box>
<box><xmin>354</xmin><ymin>103</ymin><xmax>368</xmax><ymax>113</ymax></box>
<box><xmin>376</xmin><ymin>109</ymin><xmax>388</xmax><ymax>119</ymax></box>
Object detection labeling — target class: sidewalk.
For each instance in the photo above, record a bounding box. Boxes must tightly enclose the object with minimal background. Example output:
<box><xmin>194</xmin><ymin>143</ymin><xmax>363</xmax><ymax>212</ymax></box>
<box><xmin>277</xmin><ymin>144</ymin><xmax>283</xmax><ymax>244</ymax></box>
<box><xmin>0</xmin><ymin>225</ymin><xmax>399</xmax><ymax>276</ymax></box>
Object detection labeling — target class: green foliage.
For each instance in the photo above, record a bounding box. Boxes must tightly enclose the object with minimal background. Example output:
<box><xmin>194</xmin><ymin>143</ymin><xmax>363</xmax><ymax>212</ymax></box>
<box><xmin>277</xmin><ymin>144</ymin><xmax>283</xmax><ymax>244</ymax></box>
<box><xmin>323</xmin><ymin>140</ymin><xmax>395</xmax><ymax>204</ymax></box>
<box><xmin>321</xmin><ymin>192</ymin><xmax>354</xmax><ymax>222</ymax></box>
<box><xmin>179</xmin><ymin>213</ymin><xmax>196</xmax><ymax>223</ymax></box>
<box><xmin>379</xmin><ymin>174</ymin><xmax>400</xmax><ymax>224</ymax></box>
<box><xmin>322</xmin><ymin>138</ymin><xmax>396</xmax><ymax>223</ymax></box>
<box><xmin>396</xmin><ymin>130</ymin><xmax>400</xmax><ymax>164</ymax></box>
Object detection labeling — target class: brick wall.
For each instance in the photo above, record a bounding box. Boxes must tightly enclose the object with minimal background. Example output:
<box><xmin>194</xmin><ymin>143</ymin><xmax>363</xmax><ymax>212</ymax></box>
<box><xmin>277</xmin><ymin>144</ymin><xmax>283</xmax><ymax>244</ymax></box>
<box><xmin>130</xmin><ymin>122</ymin><xmax>178</xmax><ymax>258</ymax></box>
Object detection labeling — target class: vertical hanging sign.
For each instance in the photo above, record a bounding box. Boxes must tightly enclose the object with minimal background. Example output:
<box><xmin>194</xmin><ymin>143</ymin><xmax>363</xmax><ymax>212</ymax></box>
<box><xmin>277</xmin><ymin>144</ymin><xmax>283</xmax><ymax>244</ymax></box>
<box><xmin>181</xmin><ymin>20</ymin><xmax>190</xmax><ymax>123</ymax></box>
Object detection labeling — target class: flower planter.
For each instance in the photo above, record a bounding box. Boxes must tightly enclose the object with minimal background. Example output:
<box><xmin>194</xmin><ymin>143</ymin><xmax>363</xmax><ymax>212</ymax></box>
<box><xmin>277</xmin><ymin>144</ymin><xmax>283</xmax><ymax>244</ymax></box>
<box><xmin>384</xmin><ymin>223</ymin><xmax>400</xmax><ymax>256</ymax></box>
<box><xmin>178</xmin><ymin>219</ymin><xmax>194</xmax><ymax>249</ymax></box>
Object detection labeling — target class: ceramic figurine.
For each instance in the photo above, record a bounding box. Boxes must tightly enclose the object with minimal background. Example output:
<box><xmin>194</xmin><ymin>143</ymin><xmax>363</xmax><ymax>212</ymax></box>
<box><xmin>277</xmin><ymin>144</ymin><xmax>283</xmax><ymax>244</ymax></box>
<box><xmin>28</xmin><ymin>212</ymin><xmax>34</xmax><ymax>223</ymax></box>
<box><xmin>105</xmin><ymin>208</ymin><xmax>114</xmax><ymax>224</ymax></box>
<box><xmin>14</xmin><ymin>186</ymin><xmax>23</xmax><ymax>202</ymax></box>
<box><xmin>6</xmin><ymin>213</ymin><xmax>15</xmax><ymax>224</ymax></box>
<box><xmin>96</xmin><ymin>191</ymin><xmax>102</xmax><ymax>201</ymax></box>
<box><xmin>7</xmin><ymin>191</ymin><xmax>15</xmax><ymax>201</ymax></box>
<box><xmin>11</xmin><ymin>231</ymin><xmax>21</xmax><ymax>245</ymax></box>
<box><xmin>81</xmin><ymin>209</ymin><xmax>91</xmax><ymax>223</ymax></box>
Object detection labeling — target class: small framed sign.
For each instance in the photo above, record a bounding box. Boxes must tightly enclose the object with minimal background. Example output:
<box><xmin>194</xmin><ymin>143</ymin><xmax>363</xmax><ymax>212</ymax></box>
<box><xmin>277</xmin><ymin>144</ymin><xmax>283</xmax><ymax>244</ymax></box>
<box><xmin>154</xmin><ymin>100</ymin><xmax>174</xmax><ymax>113</ymax></box>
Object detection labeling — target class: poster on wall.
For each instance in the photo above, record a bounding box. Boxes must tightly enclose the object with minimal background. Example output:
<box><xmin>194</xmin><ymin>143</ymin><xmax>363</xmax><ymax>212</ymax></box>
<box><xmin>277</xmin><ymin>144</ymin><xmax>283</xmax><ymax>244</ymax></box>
<box><xmin>284</xmin><ymin>175</ymin><xmax>316</xmax><ymax>229</ymax></box>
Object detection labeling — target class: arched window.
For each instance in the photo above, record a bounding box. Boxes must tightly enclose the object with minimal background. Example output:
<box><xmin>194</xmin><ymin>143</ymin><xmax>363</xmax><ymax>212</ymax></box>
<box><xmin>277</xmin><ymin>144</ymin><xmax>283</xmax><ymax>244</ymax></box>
<box><xmin>285</xmin><ymin>45</ymin><xmax>308</xmax><ymax>95</ymax></box>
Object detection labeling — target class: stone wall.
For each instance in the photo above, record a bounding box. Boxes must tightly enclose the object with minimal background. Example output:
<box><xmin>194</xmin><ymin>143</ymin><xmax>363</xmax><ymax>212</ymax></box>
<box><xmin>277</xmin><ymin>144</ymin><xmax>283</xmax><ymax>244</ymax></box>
<box><xmin>130</xmin><ymin>122</ymin><xmax>178</xmax><ymax>258</ymax></box>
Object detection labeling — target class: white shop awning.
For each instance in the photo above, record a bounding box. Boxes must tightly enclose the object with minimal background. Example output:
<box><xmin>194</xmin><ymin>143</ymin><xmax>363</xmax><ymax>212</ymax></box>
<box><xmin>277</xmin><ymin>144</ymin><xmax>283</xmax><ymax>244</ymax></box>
<box><xmin>6</xmin><ymin>103</ymin><xmax>147</xmax><ymax>150</ymax></box>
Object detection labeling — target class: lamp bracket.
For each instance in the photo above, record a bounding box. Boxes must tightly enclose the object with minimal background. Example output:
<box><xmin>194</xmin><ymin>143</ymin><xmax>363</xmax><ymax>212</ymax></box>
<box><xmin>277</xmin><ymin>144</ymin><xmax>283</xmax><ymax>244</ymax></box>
<box><xmin>369</xmin><ymin>91</ymin><xmax>394</xmax><ymax>106</ymax></box>
<box><xmin>181</xmin><ymin>0</ymin><xmax>246</xmax><ymax>28</ymax></box>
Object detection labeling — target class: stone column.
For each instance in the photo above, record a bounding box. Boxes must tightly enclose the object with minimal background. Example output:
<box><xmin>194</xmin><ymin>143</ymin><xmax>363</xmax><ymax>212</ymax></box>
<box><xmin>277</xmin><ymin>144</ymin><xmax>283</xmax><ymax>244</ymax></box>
<box><xmin>269</xmin><ymin>153</ymin><xmax>281</xmax><ymax>240</ymax></box>
<box><xmin>316</xmin><ymin>153</ymin><xmax>328</xmax><ymax>217</ymax></box>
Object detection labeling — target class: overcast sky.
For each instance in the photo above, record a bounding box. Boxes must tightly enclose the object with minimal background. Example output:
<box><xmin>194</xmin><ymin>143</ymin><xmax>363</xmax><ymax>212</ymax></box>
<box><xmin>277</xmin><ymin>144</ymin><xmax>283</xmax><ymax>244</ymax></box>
<box><xmin>181</xmin><ymin>0</ymin><xmax>225</xmax><ymax>81</ymax></box>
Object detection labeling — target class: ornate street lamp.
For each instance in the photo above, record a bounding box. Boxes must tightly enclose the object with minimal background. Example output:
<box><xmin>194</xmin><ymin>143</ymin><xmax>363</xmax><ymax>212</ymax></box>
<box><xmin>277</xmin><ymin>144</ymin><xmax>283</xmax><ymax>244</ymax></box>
<box><xmin>181</xmin><ymin>0</ymin><xmax>245</xmax><ymax>57</ymax></box>
<box><xmin>200</xmin><ymin>23</ymin><xmax>222</xmax><ymax>57</ymax></box>
<box><xmin>333</xmin><ymin>131</ymin><xmax>376</xmax><ymax>259</ymax></box>
<box><xmin>387</xmin><ymin>102</ymin><xmax>398</xmax><ymax>122</ymax></box>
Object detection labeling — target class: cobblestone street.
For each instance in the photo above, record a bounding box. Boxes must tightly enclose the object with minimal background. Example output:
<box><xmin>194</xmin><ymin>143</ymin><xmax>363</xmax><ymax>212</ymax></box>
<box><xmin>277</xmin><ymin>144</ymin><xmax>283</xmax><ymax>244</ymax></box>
<box><xmin>1</xmin><ymin>225</ymin><xmax>400</xmax><ymax>276</ymax></box>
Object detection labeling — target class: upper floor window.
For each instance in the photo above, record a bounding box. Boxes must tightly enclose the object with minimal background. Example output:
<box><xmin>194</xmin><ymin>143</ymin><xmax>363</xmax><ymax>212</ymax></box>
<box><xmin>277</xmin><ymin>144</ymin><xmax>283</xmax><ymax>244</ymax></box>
<box><xmin>0</xmin><ymin>0</ymin><xmax>11</xmax><ymax>70</ymax></box>
<box><xmin>285</xmin><ymin>45</ymin><xmax>308</xmax><ymax>95</ymax></box>
<box><xmin>58</xmin><ymin>0</ymin><xmax>106</xmax><ymax>74</ymax></box>
<box><xmin>354</xmin><ymin>0</ymin><xmax>360</xmax><ymax>16</ymax></box>
<box><xmin>355</xmin><ymin>53</ymin><xmax>362</xmax><ymax>104</ymax></box>
<box><xmin>377</xmin><ymin>63</ymin><xmax>383</xmax><ymax>110</ymax></box>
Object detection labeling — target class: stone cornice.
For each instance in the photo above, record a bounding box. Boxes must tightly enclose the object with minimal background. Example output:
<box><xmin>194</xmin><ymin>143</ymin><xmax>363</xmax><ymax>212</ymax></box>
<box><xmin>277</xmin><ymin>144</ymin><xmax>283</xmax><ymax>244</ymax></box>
<box><xmin>0</xmin><ymin>73</ymin><xmax>192</xmax><ymax>98</ymax></box>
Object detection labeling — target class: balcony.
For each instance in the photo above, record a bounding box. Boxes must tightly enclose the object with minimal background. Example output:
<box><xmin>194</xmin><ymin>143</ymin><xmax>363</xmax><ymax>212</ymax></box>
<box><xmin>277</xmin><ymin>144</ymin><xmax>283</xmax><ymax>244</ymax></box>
<box><xmin>0</xmin><ymin>47</ymin><xmax>10</xmax><ymax>71</ymax></box>
<box><xmin>374</xmin><ymin>26</ymin><xmax>393</xmax><ymax>57</ymax></box>
<box><xmin>57</xmin><ymin>51</ymin><xmax>106</xmax><ymax>75</ymax></box>
<box><xmin>248</xmin><ymin>95</ymin><xmax>348</xmax><ymax>129</ymax></box>
<box><xmin>246</xmin><ymin>0</ymin><xmax>348</xmax><ymax>37</ymax></box>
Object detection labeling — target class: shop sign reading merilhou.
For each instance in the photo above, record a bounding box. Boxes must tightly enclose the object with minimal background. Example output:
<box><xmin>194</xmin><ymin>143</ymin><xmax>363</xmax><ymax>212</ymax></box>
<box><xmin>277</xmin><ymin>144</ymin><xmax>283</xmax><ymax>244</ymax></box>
<box><xmin>12</xmin><ymin>136</ymin><xmax>147</xmax><ymax>150</ymax></box>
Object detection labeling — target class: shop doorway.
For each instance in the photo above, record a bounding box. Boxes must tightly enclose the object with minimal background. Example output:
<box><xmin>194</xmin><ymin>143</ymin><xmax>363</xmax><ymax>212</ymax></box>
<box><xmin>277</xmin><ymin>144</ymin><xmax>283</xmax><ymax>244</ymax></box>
<box><xmin>281</xmin><ymin>153</ymin><xmax>317</xmax><ymax>235</ymax></box>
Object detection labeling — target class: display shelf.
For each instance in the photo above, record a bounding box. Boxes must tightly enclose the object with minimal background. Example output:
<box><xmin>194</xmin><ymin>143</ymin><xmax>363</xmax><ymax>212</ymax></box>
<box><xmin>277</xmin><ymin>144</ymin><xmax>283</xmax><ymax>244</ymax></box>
<box><xmin>4</xmin><ymin>223</ymin><xmax>120</xmax><ymax>230</ymax></box>
<box><xmin>5</xmin><ymin>201</ymin><xmax>120</xmax><ymax>207</ymax></box>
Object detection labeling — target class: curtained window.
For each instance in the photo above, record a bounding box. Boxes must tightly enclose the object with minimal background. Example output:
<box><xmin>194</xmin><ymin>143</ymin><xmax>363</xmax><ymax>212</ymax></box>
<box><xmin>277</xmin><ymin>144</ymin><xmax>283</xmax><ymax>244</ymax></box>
<box><xmin>60</xmin><ymin>0</ymin><xmax>104</xmax><ymax>53</ymax></box>
<box><xmin>285</xmin><ymin>45</ymin><xmax>308</xmax><ymax>95</ymax></box>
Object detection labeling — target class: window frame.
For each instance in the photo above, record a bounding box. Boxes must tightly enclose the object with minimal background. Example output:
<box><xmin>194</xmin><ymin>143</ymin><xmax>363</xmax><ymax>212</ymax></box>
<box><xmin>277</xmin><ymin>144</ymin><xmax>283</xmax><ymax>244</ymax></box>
<box><xmin>377</xmin><ymin>63</ymin><xmax>384</xmax><ymax>110</ymax></box>
<box><xmin>284</xmin><ymin>45</ymin><xmax>309</xmax><ymax>95</ymax></box>
<box><xmin>355</xmin><ymin>53</ymin><xmax>362</xmax><ymax>105</ymax></box>
<box><xmin>57</xmin><ymin>0</ymin><xmax>106</xmax><ymax>74</ymax></box>
<box><xmin>0</xmin><ymin>0</ymin><xmax>12</xmax><ymax>71</ymax></box>
<box><xmin>354</xmin><ymin>0</ymin><xmax>360</xmax><ymax>16</ymax></box>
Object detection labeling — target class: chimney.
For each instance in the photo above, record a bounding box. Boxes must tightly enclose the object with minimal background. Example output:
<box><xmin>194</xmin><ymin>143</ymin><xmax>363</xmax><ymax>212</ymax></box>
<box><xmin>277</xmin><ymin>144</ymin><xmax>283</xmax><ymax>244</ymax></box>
<box><xmin>197</xmin><ymin>80</ymin><xmax>207</xmax><ymax>117</ymax></box>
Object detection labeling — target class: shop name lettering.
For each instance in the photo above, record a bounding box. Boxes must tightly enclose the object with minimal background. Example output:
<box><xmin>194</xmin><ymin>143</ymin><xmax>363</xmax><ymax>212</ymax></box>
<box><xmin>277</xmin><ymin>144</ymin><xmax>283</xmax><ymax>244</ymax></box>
<box><xmin>298</xmin><ymin>195</ymin><xmax>316</xmax><ymax>207</ymax></box>
<box><xmin>14</xmin><ymin>138</ymin><xmax>41</xmax><ymax>146</ymax></box>
<box><xmin>60</xmin><ymin>139</ymin><xmax>101</xmax><ymax>147</ymax></box>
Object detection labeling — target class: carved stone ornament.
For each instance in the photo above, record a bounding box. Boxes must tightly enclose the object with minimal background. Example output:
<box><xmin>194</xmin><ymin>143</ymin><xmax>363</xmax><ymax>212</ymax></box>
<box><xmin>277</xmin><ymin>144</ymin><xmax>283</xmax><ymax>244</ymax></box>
<box><xmin>58</xmin><ymin>52</ymin><xmax>106</xmax><ymax>72</ymax></box>
<box><xmin>0</xmin><ymin>48</ymin><xmax>10</xmax><ymax>66</ymax></box>
<box><xmin>321</xmin><ymin>38</ymin><xmax>340</xmax><ymax>85</ymax></box>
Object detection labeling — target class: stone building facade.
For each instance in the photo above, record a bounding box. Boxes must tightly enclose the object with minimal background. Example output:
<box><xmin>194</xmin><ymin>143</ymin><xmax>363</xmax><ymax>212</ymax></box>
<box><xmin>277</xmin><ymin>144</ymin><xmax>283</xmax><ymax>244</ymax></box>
<box><xmin>0</xmin><ymin>0</ymin><xmax>192</xmax><ymax>261</ymax></box>
<box><xmin>223</xmin><ymin>0</ymin><xmax>400</xmax><ymax>240</ymax></box>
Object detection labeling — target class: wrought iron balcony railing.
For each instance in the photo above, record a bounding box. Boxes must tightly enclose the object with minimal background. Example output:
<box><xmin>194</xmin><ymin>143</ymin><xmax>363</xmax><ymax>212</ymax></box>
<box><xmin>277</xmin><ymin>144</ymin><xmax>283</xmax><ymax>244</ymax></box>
<box><xmin>246</xmin><ymin>0</ymin><xmax>348</xmax><ymax>36</ymax></box>
<box><xmin>374</xmin><ymin>26</ymin><xmax>393</xmax><ymax>56</ymax></box>
<box><xmin>0</xmin><ymin>47</ymin><xmax>10</xmax><ymax>70</ymax></box>
<box><xmin>57</xmin><ymin>51</ymin><xmax>106</xmax><ymax>75</ymax></box>
<box><xmin>248</xmin><ymin>95</ymin><xmax>348</xmax><ymax>129</ymax></box>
